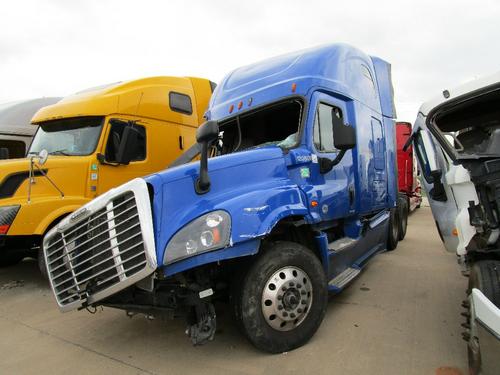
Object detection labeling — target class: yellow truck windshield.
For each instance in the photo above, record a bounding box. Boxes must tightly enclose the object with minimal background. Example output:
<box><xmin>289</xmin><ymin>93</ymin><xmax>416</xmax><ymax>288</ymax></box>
<box><xmin>29</xmin><ymin>116</ymin><xmax>104</xmax><ymax>156</ymax></box>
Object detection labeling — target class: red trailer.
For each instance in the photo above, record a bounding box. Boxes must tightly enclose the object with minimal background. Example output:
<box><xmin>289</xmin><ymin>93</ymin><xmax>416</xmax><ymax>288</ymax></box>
<box><xmin>396</xmin><ymin>121</ymin><xmax>422</xmax><ymax>240</ymax></box>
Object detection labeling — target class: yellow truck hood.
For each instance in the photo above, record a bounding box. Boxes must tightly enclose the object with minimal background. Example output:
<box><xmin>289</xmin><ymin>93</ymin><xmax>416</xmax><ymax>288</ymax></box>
<box><xmin>0</xmin><ymin>156</ymin><xmax>91</xmax><ymax>205</ymax></box>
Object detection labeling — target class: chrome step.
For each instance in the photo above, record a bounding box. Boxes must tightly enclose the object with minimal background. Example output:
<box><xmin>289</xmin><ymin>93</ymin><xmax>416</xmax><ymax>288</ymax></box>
<box><xmin>328</xmin><ymin>237</ymin><xmax>357</xmax><ymax>252</ymax></box>
<box><xmin>328</xmin><ymin>267</ymin><xmax>361</xmax><ymax>289</ymax></box>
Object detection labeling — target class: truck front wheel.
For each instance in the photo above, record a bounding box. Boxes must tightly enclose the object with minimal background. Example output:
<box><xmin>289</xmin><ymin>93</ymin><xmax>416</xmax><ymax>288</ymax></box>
<box><xmin>233</xmin><ymin>241</ymin><xmax>327</xmax><ymax>353</ymax></box>
<box><xmin>466</xmin><ymin>260</ymin><xmax>500</xmax><ymax>375</ymax></box>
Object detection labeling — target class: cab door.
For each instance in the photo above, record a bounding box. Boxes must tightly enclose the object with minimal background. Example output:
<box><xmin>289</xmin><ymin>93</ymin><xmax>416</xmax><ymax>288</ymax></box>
<box><xmin>307</xmin><ymin>92</ymin><xmax>355</xmax><ymax>221</ymax></box>
<box><xmin>370</xmin><ymin>117</ymin><xmax>387</xmax><ymax>210</ymax></box>
<box><xmin>412</xmin><ymin>118</ymin><xmax>478</xmax><ymax>254</ymax></box>
<box><xmin>96</xmin><ymin>119</ymin><xmax>149</xmax><ymax>195</ymax></box>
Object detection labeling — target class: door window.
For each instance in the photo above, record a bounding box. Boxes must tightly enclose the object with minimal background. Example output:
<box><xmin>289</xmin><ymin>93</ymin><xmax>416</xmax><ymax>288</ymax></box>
<box><xmin>105</xmin><ymin>121</ymin><xmax>146</xmax><ymax>163</ymax></box>
<box><xmin>414</xmin><ymin>131</ymin><xmax>435</xmax><ymax>183</ymax></box>
<box><xmin>0</xmin><ymin>140</ymin><xmax>25</xmax><ymax>158</ymax></box>
<box><xmin>313</xmin><ymin>103</ymin><xmax>343</xmax><ymax>153</ymax></box>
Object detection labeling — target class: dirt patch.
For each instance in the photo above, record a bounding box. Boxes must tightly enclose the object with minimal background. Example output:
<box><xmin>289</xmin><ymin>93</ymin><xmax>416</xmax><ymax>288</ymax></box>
<box><xmin>435</xmin><ymin>366</ymin><xmax>464</xmax><ymax>375</ymax></box>
<box><xmin>1</xmin><ymin>280</ymin><xmax>25</xmax><ymax>290</ymax></box>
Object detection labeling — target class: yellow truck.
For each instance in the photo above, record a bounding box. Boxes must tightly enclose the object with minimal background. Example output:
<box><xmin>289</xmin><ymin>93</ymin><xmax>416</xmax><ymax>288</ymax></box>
<box><xmin>0</xmin><ymin>76</ymin><xmax>214</xmax><ymax>272</ymax></box>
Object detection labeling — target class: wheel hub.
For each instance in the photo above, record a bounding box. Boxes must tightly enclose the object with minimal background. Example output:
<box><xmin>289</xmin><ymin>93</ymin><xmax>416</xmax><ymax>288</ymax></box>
<box><xmin>261</xmin><ymin>266</ymin><xmax>313</xmax><ymax>331</ymax></box>
<box><xmin>283</xmin><ymin>289</ymin><xmax>300</xmax><ymax>310</ymax></box>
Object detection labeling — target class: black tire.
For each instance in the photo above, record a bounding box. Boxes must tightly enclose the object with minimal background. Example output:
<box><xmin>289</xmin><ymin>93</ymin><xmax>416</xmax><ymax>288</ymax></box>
<box><xmin>466</xmin><ymin>260</ymin><xmax>500</xmax><ymax>375</ymax></box>
<box><xmin>38</xmin><ymin>249</ymin><xmax>49</xmax><ymax>280</ymax></box>
<box><xmin>233</xmin><ymin>241</ymin><xmax>328</xmax><ymax>353</ymax></box>
<box><xmin>468</xmin><ymin>260</ymin><xmax>500</xmax><ymax>307</ymax></box>
<box><xmin>398</xmin><ymin>198</ymin><xmax>408</xmax><ymax>241</ymax></box>
<box><xmin>386</xmin><ymin>207</ymin><xmax>399</xmax><ymax>251</ymax></box>
<box><xmin>0</xmin><ymin>251</ymin><xmax>24</xmax><ymax>267</ymax></box>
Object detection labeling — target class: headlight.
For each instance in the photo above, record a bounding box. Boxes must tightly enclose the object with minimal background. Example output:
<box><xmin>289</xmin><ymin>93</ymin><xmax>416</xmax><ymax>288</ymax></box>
<box><xmin>0</xmin><ymin>205</ymin><xmax>20</xmax><ymax>235</ymax></box>
<box><xmin>164</xmin><ymin>210</ymin><xmax>231</xmax><ymax>265</ymax></box>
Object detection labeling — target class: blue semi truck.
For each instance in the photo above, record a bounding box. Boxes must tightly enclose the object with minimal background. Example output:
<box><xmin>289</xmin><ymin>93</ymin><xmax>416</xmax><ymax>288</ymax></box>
<box><xmin>43</xmin><ymin>44</ymin><xmax>400</xmax><ymax>352</ymax></box>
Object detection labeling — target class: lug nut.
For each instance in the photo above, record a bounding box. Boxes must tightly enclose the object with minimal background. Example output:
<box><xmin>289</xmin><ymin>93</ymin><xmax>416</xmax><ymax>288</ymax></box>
<box><xmin>301</xmin><ymin>290</ymin><xmax>306</xmax><ymax>295</ymax></box>
<box><xmin>278</xmin><ymin>295</ymin><xmax>283</xmax><ymax>300</ymax></box>
<box><xmin>283</xmin><ymin>312</ymin><xmax>288</xmax><ymax>317</ymax></box>
<box><xmin>301</xmin><ymin>300</ymin><xmax>306</xmax><ymax>305</ymax></box>
<box><xmin>278</xmin><ymin>305</ymin><xmax>283</xmax><ymax>310</ymax></box>
<box><xmin>282</xmin><ymin>286</ymin><xmax>287</xmax><ymax>291</ymax></box>
<box><xmin>290</xmin><ymin>313</ymin><xmax>296</xmax><ymax>318</ymax></box>
<box><xmin>296</xmin><ymin>283</ymin><xmax>302</xmax><ymax>288</ymax></box>
<box><xmin>289</xmin><ymin>282</ymin><xmax>295</xmax><ymax>287</ymax></box>
<box><xmin>297</xmin><ymin>308</ymin><xmax>302</xmax><ymax>313</ymax></box>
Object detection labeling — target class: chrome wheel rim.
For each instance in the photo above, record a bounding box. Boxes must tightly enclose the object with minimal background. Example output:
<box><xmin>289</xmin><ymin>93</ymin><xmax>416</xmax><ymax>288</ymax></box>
<box><xmin>261</xmin><ymin>266</ymin><xmax>313</xmax><ymax>331</ymax></box>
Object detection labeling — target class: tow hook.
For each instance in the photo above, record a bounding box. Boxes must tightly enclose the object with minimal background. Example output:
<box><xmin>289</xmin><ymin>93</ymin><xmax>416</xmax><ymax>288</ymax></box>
<box><xmin>186</xmin><ymin>301</ymin><xmax>216</xmax><ymax>345</ymax></box>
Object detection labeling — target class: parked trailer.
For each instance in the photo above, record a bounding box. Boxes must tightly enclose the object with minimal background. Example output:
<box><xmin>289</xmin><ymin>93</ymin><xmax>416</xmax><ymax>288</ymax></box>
<box><xmin>43</xmin><ymin>44</ymin><xmax>400</xmax><ymax>353</ymax></box>
<box><xmin>409</xmin><ymin>73</ymin><xmax>500</xmax><ymax>375</ymax></box>
<box><xmin>0</xmin><ymin>77</ymin><xmax>214</xmax><ymax>269</ymax></box>
<box><xmin>0</xmin><ymin>98</ymin><xmax>61</xmax><ymax>159</ymax></box>
<box><xmin>395</xmin><ymin>121</ymin><xmax>423</xmax><ymax>240</ymax></box>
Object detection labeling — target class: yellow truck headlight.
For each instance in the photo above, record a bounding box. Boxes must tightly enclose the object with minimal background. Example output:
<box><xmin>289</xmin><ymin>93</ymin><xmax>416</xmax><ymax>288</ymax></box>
<box><xmin>0</xmin><ymin>205</ymin><xmax>20</xmax><ymax>235</ymax></box>
<box><xmin>164</xmin><ymin>210</ymin><xmax>231</xmax><ymax>265</ymax></box>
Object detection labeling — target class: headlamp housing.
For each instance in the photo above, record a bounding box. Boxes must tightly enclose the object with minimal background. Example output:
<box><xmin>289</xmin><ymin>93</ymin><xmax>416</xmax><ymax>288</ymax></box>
<box><xmin>0</xmin><ymin>205</ymin><xmax>20</xmax><ymax>235</ymax></box>
<box><xmin>164</xmin><ymin>210</ymin><xmax>231</xmax><ymax>265</ymax></box>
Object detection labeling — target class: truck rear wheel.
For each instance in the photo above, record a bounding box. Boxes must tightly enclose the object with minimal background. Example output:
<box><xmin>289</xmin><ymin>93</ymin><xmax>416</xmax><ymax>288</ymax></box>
<box><xmin>386</xmin><ymin>208</ymin><xmax>400</xmax><ymax>251</ymax></box>
<box><xmin>466</xmin><ymin>260</ymin><xmax>500</xmax><ymax>375</ymax></box>
<box><xmin>398</xmin><ymin>198</ymin><xmax>408</xmax><ymax>241</ymax></box>
<box><xmin>233</xmin><ymin>241</ymin><xmax>327</xmax><ymax>353</ymax></box>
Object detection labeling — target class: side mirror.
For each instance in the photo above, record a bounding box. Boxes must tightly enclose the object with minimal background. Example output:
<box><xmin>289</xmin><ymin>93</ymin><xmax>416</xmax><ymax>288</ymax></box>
<box><xmin>332</xmin><ymin>110</ymin><xmax>356</xmax><ymax>150</ymax></box>
<box><xmin>319</xmin><ymin>111</ymin><xmax>356</xmax><ymax>174</ymax></box>
<box><xmin>415</xmin><ymin>130</ymin><xmax>446</xmax><ymax>201</ymax></box>
<box><xmin>196</xmin><ymin>120</ymin><xmax>219</xmax><ymax>144</ymax></box>
<box><xmin>115</xmin><ymin>126</ymin><xmax>140</xmax><ymax>165</ymax></box>
<box><xmin>195</xmin><ymin>121</ymin><xmax>219</xmax><ymax>194</ymax></box>
<box><xmin>0</xmin><ymin>147</ymin><xmax>9</xmax><ymax>160</ymax></box>
<box><xmin>419</xmin><ymin>130</ymin><xmax>440</xmax><ymax>182</ymax></box>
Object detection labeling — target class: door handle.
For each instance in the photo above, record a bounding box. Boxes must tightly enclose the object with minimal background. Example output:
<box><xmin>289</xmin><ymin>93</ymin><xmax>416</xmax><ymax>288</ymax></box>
<box><xmin>349</xmin><ymin>185</ymin><xmax>355</xmax><ymax>206</ymax></box>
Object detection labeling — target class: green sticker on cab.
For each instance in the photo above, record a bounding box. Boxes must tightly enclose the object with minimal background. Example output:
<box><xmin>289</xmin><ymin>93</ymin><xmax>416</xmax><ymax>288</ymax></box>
<box><xmin>300</xmin><ymin>167</ymin><xmax>310</xmax><ymax>178</ymax></box>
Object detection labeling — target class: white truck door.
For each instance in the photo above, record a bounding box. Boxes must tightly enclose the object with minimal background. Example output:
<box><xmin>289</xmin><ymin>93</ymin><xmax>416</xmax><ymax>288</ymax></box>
<box><xmin>412</xmin><ymin>114</ymin><xmax>478</xmax><ymax>255</ymax></box>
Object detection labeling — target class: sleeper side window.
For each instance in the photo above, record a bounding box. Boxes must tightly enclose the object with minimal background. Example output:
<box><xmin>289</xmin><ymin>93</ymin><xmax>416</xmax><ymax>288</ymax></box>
<box><xmin>169</xmin><ymin>92</ymin><xmax>193</xmax><ymax>115</ymax></box>
<box><xmin>314</xmin><ymin>103</ymin><xmax>342</xmax><ymax>153</ymax></box>
<box><xmin>105</xmin><ymin>121</ymin><xmax>146</xmax><ymax>163</ymax></box>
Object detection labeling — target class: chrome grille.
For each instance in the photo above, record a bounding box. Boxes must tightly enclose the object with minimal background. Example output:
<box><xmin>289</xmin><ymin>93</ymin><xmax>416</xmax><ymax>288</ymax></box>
<box><xmin>43</xmin><ymin>179</ymin><xmax>157</xmax><ymax>312</ymax></box>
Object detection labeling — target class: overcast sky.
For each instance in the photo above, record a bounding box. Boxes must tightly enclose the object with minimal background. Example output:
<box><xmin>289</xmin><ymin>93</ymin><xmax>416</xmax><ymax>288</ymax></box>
<box><xmin>1</xmin><ymin>0</ymin><xmax>499</xmax><ymax>122</ymax></box>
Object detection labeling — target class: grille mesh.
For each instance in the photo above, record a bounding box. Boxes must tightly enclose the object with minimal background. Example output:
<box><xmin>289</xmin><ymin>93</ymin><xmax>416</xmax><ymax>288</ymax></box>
<box><xmin>45</xmin><ymin>191</ymin><xmax>147</xmax><ymax>307</ymax></box>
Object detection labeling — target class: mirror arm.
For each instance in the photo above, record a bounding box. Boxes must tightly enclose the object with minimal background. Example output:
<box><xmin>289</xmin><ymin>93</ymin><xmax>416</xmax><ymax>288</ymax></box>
<box><xmin>195</xmin><ymin>142</ymin><xmax>211</xmax><ymax>194</ymax></box>
<box><xmin>96</xmin><ymin>153</ymin><xmax>121</xmax><ymax>167</ymax></box>
<box><xmin>319</xmin><ymin>149</ymin><xmax>346</xmax><ymax>174</ymax></box>
<box><xmin>402</xmin><ymin>132</ymin><xmax>415</xmax><ymax>152</ymax></box>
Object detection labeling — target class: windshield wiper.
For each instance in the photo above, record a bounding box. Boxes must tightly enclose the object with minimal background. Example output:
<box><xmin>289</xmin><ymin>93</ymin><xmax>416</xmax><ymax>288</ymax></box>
<box><xmin>49</xmin><ymin>149</ymin><xmax>71</xmax><ymax>156</ymax></box>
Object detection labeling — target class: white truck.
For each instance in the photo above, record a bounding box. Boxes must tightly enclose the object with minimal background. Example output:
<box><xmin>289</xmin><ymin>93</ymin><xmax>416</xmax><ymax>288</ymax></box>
<box><xmin>409</xmin><ymin>72</ymin><xmax>500</xmax><ymax>375</ymax></box>
<box><xmin>0</xmin><ymin>97</ymin><xmax>61</xmax><ymax>159</ymax></box>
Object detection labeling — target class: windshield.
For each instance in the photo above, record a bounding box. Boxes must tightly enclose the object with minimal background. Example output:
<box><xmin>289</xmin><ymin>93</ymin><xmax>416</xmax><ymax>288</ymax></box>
<box><xmin>432</xmin><ymin>89</ymin><xmax>500</xmax><ymax>158</ymax></box>
<box><xmin>28</xmin><ymin>117</ymin><xmax>104</xmax><ymax>156</ymax></box>
<box><xmin>169</xmin><ymin>99</ymin><xmax>303</xmax><ymax>167</ymax></box>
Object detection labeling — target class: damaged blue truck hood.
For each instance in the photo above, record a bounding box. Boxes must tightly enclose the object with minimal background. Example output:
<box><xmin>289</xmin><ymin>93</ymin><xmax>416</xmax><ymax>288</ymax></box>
<box><xmin>144</xmin><ymin>146</ymin><xmax>309</xmax><ymax>274</ymax></box>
